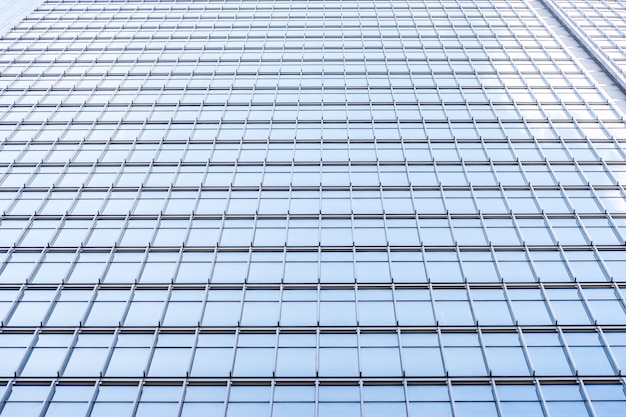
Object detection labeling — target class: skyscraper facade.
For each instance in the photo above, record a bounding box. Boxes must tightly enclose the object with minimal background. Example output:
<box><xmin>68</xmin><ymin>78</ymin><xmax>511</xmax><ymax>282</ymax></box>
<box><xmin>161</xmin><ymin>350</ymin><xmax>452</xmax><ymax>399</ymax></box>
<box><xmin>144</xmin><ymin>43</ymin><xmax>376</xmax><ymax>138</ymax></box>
<box><xmin>0</xmin><ymin>0</ymin><xmax>625</xmax><ymax>416</ymax></box>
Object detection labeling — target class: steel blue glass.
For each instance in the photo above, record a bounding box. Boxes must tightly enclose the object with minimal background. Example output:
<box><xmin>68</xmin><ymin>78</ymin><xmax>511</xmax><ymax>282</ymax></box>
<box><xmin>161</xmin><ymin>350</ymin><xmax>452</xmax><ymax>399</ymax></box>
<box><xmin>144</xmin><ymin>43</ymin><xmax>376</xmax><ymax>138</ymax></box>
<box><xmin>0</xmin><ymin>0</ymin><xmax>625</xmax><ymax>416</ymax></box>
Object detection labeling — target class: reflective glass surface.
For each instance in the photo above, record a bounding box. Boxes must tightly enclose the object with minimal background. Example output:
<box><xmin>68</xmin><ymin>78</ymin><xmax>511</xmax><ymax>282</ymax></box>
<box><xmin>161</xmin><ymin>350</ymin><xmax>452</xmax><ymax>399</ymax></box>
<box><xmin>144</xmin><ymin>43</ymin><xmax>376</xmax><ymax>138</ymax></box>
<box><xmin>0</xmin><ymin>0</ymin><xmax>625</xmax><ymax>416</ymax></box>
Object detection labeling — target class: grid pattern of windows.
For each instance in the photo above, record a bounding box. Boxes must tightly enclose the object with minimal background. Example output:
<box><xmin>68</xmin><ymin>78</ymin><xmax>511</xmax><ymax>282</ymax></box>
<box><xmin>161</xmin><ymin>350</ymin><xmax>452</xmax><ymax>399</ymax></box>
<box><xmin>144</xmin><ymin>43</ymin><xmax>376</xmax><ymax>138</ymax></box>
<box><xmin>546</xmin><ymin>0</ymin><xmax>626</xmax><ymax>87</ymax></box>
<box><xmin>0</xmin><ymin>0</ymin><xmax>626</xmax><ymax>416</ymax></box>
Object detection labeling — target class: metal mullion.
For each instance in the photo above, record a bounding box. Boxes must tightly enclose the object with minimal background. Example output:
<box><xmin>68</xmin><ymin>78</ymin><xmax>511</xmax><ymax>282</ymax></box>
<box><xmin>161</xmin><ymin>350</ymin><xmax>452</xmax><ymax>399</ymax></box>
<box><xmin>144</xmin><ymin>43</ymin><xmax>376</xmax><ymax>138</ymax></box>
<box><xmin>555</xmin><ymin>243</ymin><xmax>580</xmax><ymax>284</ymax></box>
<box><xmin>13</xmin><ymin>327</ymin><xmax>42</xmax><ymax>377</ymax></box>
<box><xmin>131</xmin><ymin>245</ymin><xmax>152</xmax><ymax>285</ymax></box>
<box><xmin>357</xmin><ymin>378</ymin><xmax>365</xmax><ymax>417</ymax></box>
<box><xmin>515</xmin><ymin>322</ymin><xmax>540</xmax><ymax>379</ymax></box>
<box><xmin>531</xmin><ymin>379</ymin><xmax>554</xmax><ymax>417</ymax></box>
<box><xmin>271</xmin><ymin>328</ymin><xmax>279</xmax><ymax>380</ymax></box>
<box><xmin>519</xmin><ymin>242</ymin><xmax>542</xmax><ymax>284</ymax></box>
<box><xmin>275</xmin><ymin>258</ymin><xmax>286</xmax><ymax>322</ymax></box>
<box><xmin>81</xmin><ymin>377</ymin><xmax>103</xmax><ymax>417</ymax></box>
<box><xmin>129</xmin><ymin>378</ymin><xmax>148</xmax><ymax>417</ymax></box>
<box><xmin>483</xmin><ymin>216</ymin><xmax>507</xmax><ymax>282</ymax></box>
<box><xmin>195</xmin><ymin>248</ymin><xmax>217</xmax><ymax>324</ymax></box>
<box><xmin>150</xmin><ymin>210</ymin><xmax>166</xmax><ymax>248</ymax></box>
<box><xmin>444</xmin><ymin>378</ymin><xmax>458</xmax><ymax>417</ymax></box>
<box><xmin>465</xmin><ymin>281</ymin><xmax>483</xmax><ymax>328</ymax></box>
<box><xmin>609</xmin><ymin>283</ymin><xmax>626</xmax><ymax>313</ymax></box>
<box><xmin>157</xmin><ymin>281</ymin><xmax>175</xmax><ymax>327</ymax></box>
<box><xmin>34</xmin><ymin>380</ymin><xmax>57</xmax><ymax>417</ymax></box>
<box><xmin>577</xmin><ymin>378</ymin><xmax>601</xmax><ymax>417</ymax></box>
<box><xmin>494</xmin><ymin>276</ymin><xmax>518</xmax><ymax>327</ymax></box>
<box><xmin>453</xmin><ymin>243</ymin><xmax>469</xmax><ymax>286</ymax></box>
<box><xmin>115</xmin><ymin>205</ymin><xmax>135</xmax><ymax>250</ymax></box>
<box><xmin>234</xmin><ymin>277</ymin><xmax>247</xmax><ymax>328</ymax></box>
<box><xmin>0</xmin><ymin>280</ymin><xmax>22</xmax><ymax>326</ymax></box>
<box><xmin>597</xmin><ymin>158</ymin><xmax>626</xmax><ymax>188</ymax></box>
<box><xmin>596</xmin><ymin>0</ymin><xmax>626</xmax><ymax>33</ymax></box>
<box><xmin>183</xmin><ymin>326</ymin><xmax>201</xmax><ymax>381</ymax></box>
<box><xmin>599</xmin><ymin>209</ymin><xmax>626</xmax><ymax>245</ymax></box>
<box><xmin>36</xmin><ymin>283</ymin><xmax>65</xmax><ymax>328</ymax></box>
<box><xmin>77</xmin><ymin>155</ymin><xmax>102</xmax><ymax>189</ymax></box>
<box><xmin>581</xmin><ymin>244</ymin><xmax>613</xmax><ymax>283</ymax></box>
<box><xmin>595</xmin><ymin>327</ymin><xmax>622</xmax><ymax>375</ymax></box>
<box><xmin>98</xmin><ymin>326</ymin><xmax>123</xmax><ymax>380</ymax></box>
<box><xmin>113</xmin><ymin>280</ymin><xmax>139</xmax><ymax>329</ymax></box>
<box><xmin>172</xmin><ymin>377</ymin><xmax>190</xmax><ymax>417</ymax></box>
<box><xmin>24</xmin><ymin>161</ymin><xmax>48</xmax><ymax>191</ymax></box>
<box><xmin>554</xmin><ymin>326</ymin><xmax>579</xmax><ymax>377</ymax></box>
<box><xmin>140</xmin><ymin>327</ymin><xmax>161</xmax><ymax>380</ymax></box>
<box><xmin>49</xmin><ymin>211</ymin><xmax>84</xmax><ymax>252</ymax></box>
<box><xmin>465</xmin><ymin>178</ymin><xmax>483</xmax><ymax>216</ymax></box>
<box><xmin>97</xmin><ymin>247</ymin><xmax>117</xmax><ymax>286</ymax></box>
<box><xmin>354</xmin><ymin>324</ymin><xmax>363</xmax><ymax>380</ymax></box>
<box><xmin>537</xmin><ymin>210</ymin><xmax>562</xmax><ymax>245</ymax></box>
<box><xmin>76</xmin><ymin>282</ymin><xmax>101</xmax><ymax>327</ymax></box>
<box><xmin>11</xmin><ymin>206</ymin><xmax>38</xmax><ymax>250</ymax></box>
<box><xmin>503</xmin><ymin>141</ymin><xmax>529</xmax><ymax>176</ymax></box>
<box><xmin>475</xmin><ymin>327</ymin><xmax>492</xmax><ymax>380</ymax></box>
<box><xmin>0</xmin><ymin>174</ymin><xmax>21</xmax><ymax>216</ymax></box>
<box><xmin>55</xmin><ymin>326</ymin><xmax>82</xmax><ymax>378</ymax></box>
<box><xmin>490</xmin><ymin>378</ymin><xmax>508</xmax><ymax>417</ymax></box>
<box><xmin>228</xmin><ymin>328</ymin><xmax>241</xmax><ymax>380</ymax></box>
<box><xmin>167</xmin><ymin>246</ymin><xmax>186</xmax><ymax>284</ymax></box>
<box><xmin>537</xmin><ymin>282</ymin><xmax>560</xmax><ymax>327</ymax></box>
<box><xmin>564</xmin><ymin>211</ymin><xmax>593</xmax><ymax>248</ymax></box>
<box><xmin>315</xmin><ymin>277</ymin><xmax>321</xmax><ymax>330</ymax></box>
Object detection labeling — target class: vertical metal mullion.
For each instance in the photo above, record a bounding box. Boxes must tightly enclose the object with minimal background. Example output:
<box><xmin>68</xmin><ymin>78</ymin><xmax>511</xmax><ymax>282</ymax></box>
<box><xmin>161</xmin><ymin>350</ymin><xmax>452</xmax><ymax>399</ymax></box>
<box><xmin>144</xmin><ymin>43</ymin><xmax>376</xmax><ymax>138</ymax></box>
<box><xmin>14</xmin><ymin>327</ymin><xmax>42</xmax><ymax>377</ymax></box>
<box><xmin>445</xmin><ymin>378</ymin><xmax>458</xmax><ymax>417</ymax></box>
<box><xmin>356</xmin><ymin>325</ymin><xmax>363</xmax><ymax>379</ymax></box>
<box><xmin>507</xmin><ymin>210</ymin><xmax>538</xmax><ymax>279</ymax></box>
<box><xmin>158</xmin><ymin>281</ymin><xmax>175</xmax><ymax>327</ymax></box>
<box><xmin>501</xmin><ymin>282</ymin><xmax>521</xmax><ymax>328</ymax></box>
<box><xmin>486</xmin><ymin>228</ymin><xmax>507</xmax><ymax>282</ymax></box>
<box><xmin>82</xmin><ymin>378</ymin><xmax>104</xmax><ymax>417</ymax></box>
<box><xmin>115</xmin><ymin>280</ymin><xmax>138</xmax><ymax>329</ymax></box>
<box><xmin>516</xmin><ymin>322</ymin><xmax>539</xmax><ymax>377</ymax></box>
<box><xmin>401</xmin><ymin>378</ymin><xmax>412</xmax><ymax>417</ymax></box>
<box><xmin>179</xmin><ymin>327</ymin><xmax>199</xmax><ymax>414</ymax></box>
<box><xmin>12</xmin><ymin>207</ymin><xmax>38</xmax><ymax>249</ymax></box>
<box><xmin>196</xmin><ymin>248</ymin><xmax>217</xmax><ymax>327</ymax></box>
<box><xmin>168</xmin><ymin>246</ymin><xmax>185</xmax><ymax>285</ymax></box>
<box><xmin>455</xmin><ymin>243</ymin><xmax>469</xmax><ymax>285</ymax></box>
<box><xmin>38</xmin><ymin>283</ymin><xmax>64</xmax><ymax>328</ymax></box>
<box><xmin>465</xmin><ymin>281</ymin><xmax>479</xmax><ymax>327</ymax></box>
<box><xmin>276</xmin><ymin>268</ymin><xmax>285</xmax><ymax>326</ymax></box>
<box><xmin>596</xmin><ymin>327</ymin><xmax>622</xmax><ymax>375</ymax></box>
<box><xmin>129</xmin><ymin>378</ymin><xmax>147</xmax><ymax>417</ymax></box>
<box><xmin>475</xmin><ymin>327</ymin><xmax>491</xmax><ymax>378</ymax></box>
<box><xmin>534</xmin><ymin>380</ymin><xmax>555</xmax><ymax>417</ymax></box>
<box><xmin>133</xmin><ymin>246</ymin><xmax>151</xmax><ymax>285</ymax></box>
<box><xmin>0</xmin><ymin>175</ymin><xmax>21</xmax><ymax>215</ymax></box>
<box><xmin>555</xmin><ymin>326</ymin><xmax>579</xmax><ymax>376</ymax></box>
<box><xmin>141</xmin><ymin>327</ymin><xmax>161</xmax><ymax>379</ymax></box>
<box><xmin>577</xmin><ymin>378</ymin><xmax>600</xmax><ymax>417</ymax></box>
<box><xmin>0</xmin><ymin>281</ymin><xmax>25</xmax><ymax>326</ymax></box>
<box><xmin>538</xmin><ymin>282</ymin><xmax>559</xmax><ymax>326</ymax></box>
<box><xmin>586</xmin><ymin>244</ymin><xmax>614</xmax><ymax>283</ymax></box>
<box><xmin>490</xmin><ymin>379</ymin><xmax>506</xmax><ymax>417</ymax></box>
<box><xmin>357</xmin><ymin>366</ymin><xmax>365</xmax><ymax>417</ymax></box>
<box><xmin>35</xmin><ymin>380</ymin><xmax>56</xmax><ymax>417</ymax></box>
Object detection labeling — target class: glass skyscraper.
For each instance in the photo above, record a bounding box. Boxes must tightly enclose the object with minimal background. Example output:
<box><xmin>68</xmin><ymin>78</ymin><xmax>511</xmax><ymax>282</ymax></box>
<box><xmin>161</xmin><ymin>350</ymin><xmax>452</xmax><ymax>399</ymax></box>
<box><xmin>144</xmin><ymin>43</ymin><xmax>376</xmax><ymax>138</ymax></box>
<box><xmin>0</xmin><ymin>0</ymin><xmax>625</xmax><ymax>416</ymax></box>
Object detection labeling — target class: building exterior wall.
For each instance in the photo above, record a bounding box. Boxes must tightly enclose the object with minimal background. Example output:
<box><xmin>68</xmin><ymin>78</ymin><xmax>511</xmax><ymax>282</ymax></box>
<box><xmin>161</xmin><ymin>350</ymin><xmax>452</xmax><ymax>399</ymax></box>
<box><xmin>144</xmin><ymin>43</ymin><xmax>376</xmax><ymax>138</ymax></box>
<box><xmin>0</xmin><ymin>0</ymin><xmax>625</xmax><ymax>416</ymax></box>
<box><xmin>542</xmin><ymin>0</ymin><xmax>626</xmax><ymax>96</ymax></box>
<box><xmin>0</xmin><ymin>0</ymin><xmax>44</xmax><ymax>35</ymax></box>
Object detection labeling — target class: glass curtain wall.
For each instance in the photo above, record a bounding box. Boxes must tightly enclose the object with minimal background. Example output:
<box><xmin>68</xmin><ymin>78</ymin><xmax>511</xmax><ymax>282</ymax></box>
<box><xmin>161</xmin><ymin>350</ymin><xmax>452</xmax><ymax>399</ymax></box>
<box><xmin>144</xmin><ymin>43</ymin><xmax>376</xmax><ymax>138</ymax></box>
<box><xmin>0</xmin><ymin>0</ymin><xmax>625</xmax><ymax>416</ymax></box>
